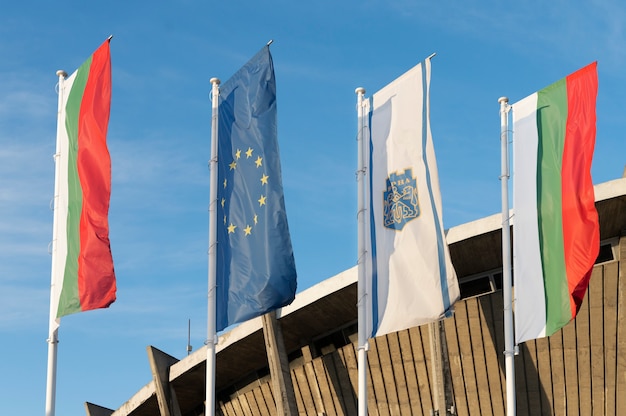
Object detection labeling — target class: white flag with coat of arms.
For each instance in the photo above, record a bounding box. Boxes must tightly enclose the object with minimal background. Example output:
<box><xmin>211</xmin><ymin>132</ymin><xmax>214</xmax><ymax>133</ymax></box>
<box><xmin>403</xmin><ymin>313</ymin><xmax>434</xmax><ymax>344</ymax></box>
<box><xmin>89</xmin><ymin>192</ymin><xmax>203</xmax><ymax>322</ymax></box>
<box><xmin>364</xmin><ymin>57</ymin><xmax>459</xmax><ymax>338</ymax></box>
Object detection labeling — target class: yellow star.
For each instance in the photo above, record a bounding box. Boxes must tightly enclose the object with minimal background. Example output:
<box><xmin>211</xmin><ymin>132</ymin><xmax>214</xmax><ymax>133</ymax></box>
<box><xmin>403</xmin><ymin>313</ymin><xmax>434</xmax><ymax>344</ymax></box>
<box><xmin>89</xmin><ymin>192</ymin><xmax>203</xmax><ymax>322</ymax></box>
<box><xmin>258</xmin><ymin>195</ymin><xmax>266</xmax><ymax>206</ymax></box>
<box><xmin>221</xmin><ymin>198</ymin><xmax>225</xmax><ymax>207</ymax></box>
<box><xmin>260</xmin><ymin>173</ymin><xmax>269</xmax><ymax>185</ymax></box>
<box><xmin>223</xmin><ymin>179</ymin><xmax>227</xmax><ymax>188</ymax></box>
<box><xmin>255</xmin><ymin>156</ymin><xmax>263</xmax><ymax>168</ymax></box>
<box><xmin>244</xmin><ymin>225</ymin><xmax>252</xmax><ymax>236</ymax></box>
<box><xmin>245</xmin><ymin>147</ymin><xmax>253</xmax><ymax>158</ymax></box>
<box><xmin>253</xmin><ymin>214</ymin><xmax>258</xmax><ymax>224</ymax></box>
<box><xmin>235</xmin><ymin>149</ymin><xmax>241</xmax><ymax>159</ymax></box>
<box><xmin>229</xmin><ymin>160</ymin><xmax>237</xmax><ymax>170</ymax></box>
<box><xmin>223</xmin><ymin>215</ymin><xmax>227</xmax><ymax>224</ymax></box>
<box><xmin>227</xmin><ymin>223</ymin><xmax>237</xmax><ymax>234</ymax></box>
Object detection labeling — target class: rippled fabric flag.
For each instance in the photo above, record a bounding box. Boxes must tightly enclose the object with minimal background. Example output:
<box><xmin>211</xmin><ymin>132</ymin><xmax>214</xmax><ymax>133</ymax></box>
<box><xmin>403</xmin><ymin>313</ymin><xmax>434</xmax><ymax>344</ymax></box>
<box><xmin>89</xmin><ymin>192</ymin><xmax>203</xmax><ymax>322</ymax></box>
<box><xmin>216</xmin><ymin>46</ymin><xmax>297</xmax><ymax>331</ymax></box>
<box><xmin>365</xmin><ymin>57</ymin><xmax>459</xmax><ymax>338</ymax></box>
<box><xmin>513</xmin><ymin>62</ymin><xmax>599</xmax><ymax>343</ymax></box>
<box><xmin>51</xmin><ymin>38</ymin><xmax>116</xmax><ymax>327</ymax></box>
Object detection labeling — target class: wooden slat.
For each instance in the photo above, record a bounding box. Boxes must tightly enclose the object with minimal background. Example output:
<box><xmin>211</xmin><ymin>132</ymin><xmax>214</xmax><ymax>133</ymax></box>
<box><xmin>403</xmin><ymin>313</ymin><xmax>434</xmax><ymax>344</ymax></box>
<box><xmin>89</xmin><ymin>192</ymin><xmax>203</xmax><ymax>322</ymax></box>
<box><xmin>617</xmin><ymin>244</ymin><xmax>626</xmax><ymax>415</ymax></box>
<box><xmin>293</xmin><ymin>365</ymin><xmax>315</xmax><ymax>413</ymax></box>
<box><xmin>398</xmin><ymin>329</ymin><xmax>424</xmax><ymax>414</ymax></box>
<box><xmin>588</xmin><ymin>267</ymin><xmax>605</xmax><ymax>416</ymax></box>
<box><xmin>419</xmin><ymin>325</ymin><xmax>435</xmax><ymax>412</ymax></box>
<box><xmin>377</xmin><ymin>335</ymin><xmax>401</xmax><ymax>414</ymax></box>
<box><xmin>290</xmin><ymin>367</ymin><xmax>306</xmax><ymax>414</ymax></box>
<box><xmin>561</xmin><ymin>307</ymin><xmax>579</xmax><ymax>416</ymax></box>
<box><xmin>312</xmin><ymin>356</ymin><xmax>336</xmax><ymax>415</ymax></box>
<box><xmin>258</xmin><ymin>382</ymin><xmax>274</xmax><ymax>415</ymax></box>
<box><xmin>485</xmin><ymin>292</ymin><xmax>509</xmax><ymax>410</ymax></box>
<box><xmin>229</xmin><ymin>397</ymin><xmax>245</xmax><ymax>416</ymax></box>
<box><xmin>575</xmin><ymin>281</ymin><xmax>592</xmax><ymax>416</ymax></box>
<box><xmin>478</xmin><ymin>295</ymin><xmax>505</xmax><ymax>415</ymax></box>
<box><xmin>369</xmin><ymin>337</ymin><xmax>391</xmax><ymax>416</ymax></box>
<box><xmin>467</xmin><ymin>297</ymin><xmax>494</xmax><ymax>415</ymax></box>
<box><xmin>549</xmin><ymin>330</ymin><xmax>566</xmax><ymax>415</ymax></box>
<box><xmin>523</xmin><ymin>340</ymin><xmax>542</xmax><ymax>412</ymax></box>
<box><xmin>603</xmin><ymin>261</ymin><xmax>619</xmax><ymax>416</ymax></box>
<box><xmin>454</xmin><ymin>300</ymin><xmax>481</xmax><ymax>415</ymax></box>
<box><xmin>237</xmin><ymin>394</ymin><xmax>253</xmax><ymax>416</ymax></box>
<box><xmin>514</xmin><ymin>340</ymin><xmax>531</xmax><ymax>416</ymax></box>
<box><xmin>339</xmin><ymin>343</ymin><xmax>360</xmax><ymax>411</ymax></box>
<box><xmin>443</xmin><ymin>312</ymin><xmax>468</xmax><ymax>416</ymax></box>
<box><xmin>365</xmin><ymin>340</ymin><xmax>379</xmax><ymax>414</ymax></box>
<box><xmin>221</xmin><ymin>400</ymin><xmax>236</xmax><ymax>416</ymax></box>
<box><xmin>304</xmin><ymin>360</ymin><xmax>326</xmax><ymax>414</ymax></box>
<box><xmin>535</xmin><ymin>336</ymin><xmax>554</xmax><ymax>414</ymax></box>
<box><xmin>328</xmin><ymin>350</ymin><xmax>357</xmax><ymax>416</ymax></box>
<box><xmin>387</xmin><ymin>331</ymin><xmax>412</xmax><ymax>414</ymax></box>
<box><xmin>243</xmin><ymin>390</ymin><xmax>260</xmax><ymax>416</ymax></box>
<box><xmin>320</xmin><ymin>353</ymin><xmax>341</xmax><ymax>416</ymax></box>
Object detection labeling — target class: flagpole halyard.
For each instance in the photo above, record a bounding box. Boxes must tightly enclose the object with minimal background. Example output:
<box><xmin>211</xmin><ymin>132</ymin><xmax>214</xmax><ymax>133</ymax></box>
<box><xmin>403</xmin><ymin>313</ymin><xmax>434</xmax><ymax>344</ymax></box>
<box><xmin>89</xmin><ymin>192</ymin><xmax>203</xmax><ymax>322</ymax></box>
<box><xmin>45</xmin><ymin>69</ymin><xmax>68</xmax><ymax>416</ymax></box>
<box><xmin>206</xmin><ymin>77</ymin><xmax>220</xmax><ymax>416</ymax></box>
<box><xmin>499</xmin><ymin>96</ymin><xmax>517</xmax><ymax>416</ymax></box>
<box><xmin>355</xmin><ymin>86</ymin><xmax>369</xmax><ymax>416</ymax></box>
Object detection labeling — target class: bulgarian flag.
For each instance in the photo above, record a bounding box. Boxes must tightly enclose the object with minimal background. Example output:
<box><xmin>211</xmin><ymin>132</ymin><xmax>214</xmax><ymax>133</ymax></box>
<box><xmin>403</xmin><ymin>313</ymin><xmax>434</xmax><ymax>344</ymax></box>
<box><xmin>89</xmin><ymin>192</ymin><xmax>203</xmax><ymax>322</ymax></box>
<box><xmin>513</xmin><ymin>62</ymin><xmax>599</xmax><ymax>344</ymax></box>
<box><xmin>51</xmin><ymin>38</ymin><xmax>116</xmax><ymax>327</ymax></box>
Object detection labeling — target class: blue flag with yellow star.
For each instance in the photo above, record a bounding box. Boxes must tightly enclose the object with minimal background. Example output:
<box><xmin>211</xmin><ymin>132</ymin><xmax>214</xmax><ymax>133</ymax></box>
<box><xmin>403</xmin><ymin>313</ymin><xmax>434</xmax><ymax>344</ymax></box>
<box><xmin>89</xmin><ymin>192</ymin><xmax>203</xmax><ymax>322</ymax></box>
<box><xmin>216</xmin><ymin>45</ymin><xmax>297</xmax><ymax>331</ymax></box>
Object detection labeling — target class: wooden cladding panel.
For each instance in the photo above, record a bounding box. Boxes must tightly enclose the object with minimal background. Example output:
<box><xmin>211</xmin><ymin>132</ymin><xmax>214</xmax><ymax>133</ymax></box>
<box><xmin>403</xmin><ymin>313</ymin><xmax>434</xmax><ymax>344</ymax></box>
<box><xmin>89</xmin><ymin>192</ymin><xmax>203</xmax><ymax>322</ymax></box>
<box><xmin>603</xmin><ymin>261</ymin><xmax>619</xmax><ymax>416</ymax></box>
<box><xmin>443</xmin><ymin>312</ymin><xmax>469</xmax><ymax>416</ymax></box>
<box><xmin>214</xmin><ymin>255</ymin><xmax>622</xmax><ymax>416</ymax></box>
<box><xmin>617</xmin><ymin>239</ymin><xmax>626</xmax><ymax>414</ymax></box>
<box><xmin>561</xmin><ymin>313</ymin><xmax>580</xmax><ymax>416</ymax></box>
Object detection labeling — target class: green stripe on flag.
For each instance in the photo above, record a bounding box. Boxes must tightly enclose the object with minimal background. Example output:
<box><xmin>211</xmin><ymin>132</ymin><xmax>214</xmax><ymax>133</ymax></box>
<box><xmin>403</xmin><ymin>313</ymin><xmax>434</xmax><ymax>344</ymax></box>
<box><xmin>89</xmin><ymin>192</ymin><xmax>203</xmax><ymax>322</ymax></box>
<box><xmin>536</xmin><ymin>78</ymin><xmax>572</xmax><ymax>335</ymax></box>
<box><xmin>58</xmin><ymin>56</ymin><xmax>92</xmax><ymax>317</ymax></box>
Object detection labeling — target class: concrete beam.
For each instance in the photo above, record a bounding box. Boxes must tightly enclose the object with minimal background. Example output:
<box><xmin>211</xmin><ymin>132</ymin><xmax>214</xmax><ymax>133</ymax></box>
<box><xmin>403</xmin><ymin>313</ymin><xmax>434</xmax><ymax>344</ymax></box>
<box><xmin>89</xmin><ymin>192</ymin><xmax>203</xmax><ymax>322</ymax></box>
<box><xmin>147</xmin><ymin>346</ymin><xmax>182</xmax><ymax>416</ymax></box>
<box><xmin>262</xmin><ymin>310</ymin><xmax>298</xmax><ymax>415</ymax></box>
<box><xmin>84</xmin><ymin>402</ymin><xmax>113</xmax><ymax>416</ymax></box>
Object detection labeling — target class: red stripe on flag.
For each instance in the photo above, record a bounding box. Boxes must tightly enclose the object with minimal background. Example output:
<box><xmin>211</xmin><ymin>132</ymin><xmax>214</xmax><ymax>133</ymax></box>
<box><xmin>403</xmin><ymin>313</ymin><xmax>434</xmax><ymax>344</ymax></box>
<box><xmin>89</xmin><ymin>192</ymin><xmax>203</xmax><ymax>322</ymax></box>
<box><xmin>76</xmin><ymin>39</ymin><xmax>116</xmax><ymax>311</ymax></box>
<box><xmin>561</xmin><ymin>62</ymin><xmax>599</xmax><ymax>317</ymax></box>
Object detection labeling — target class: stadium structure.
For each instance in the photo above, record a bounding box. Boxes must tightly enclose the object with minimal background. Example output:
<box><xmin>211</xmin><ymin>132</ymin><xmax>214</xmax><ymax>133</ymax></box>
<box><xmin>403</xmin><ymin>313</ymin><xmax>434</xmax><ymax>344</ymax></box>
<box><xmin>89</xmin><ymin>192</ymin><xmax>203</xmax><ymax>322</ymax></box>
<box><xmin>85</xmin><ymin>175</ymin><xmax>626</xmax><ymax>416</ymax></box>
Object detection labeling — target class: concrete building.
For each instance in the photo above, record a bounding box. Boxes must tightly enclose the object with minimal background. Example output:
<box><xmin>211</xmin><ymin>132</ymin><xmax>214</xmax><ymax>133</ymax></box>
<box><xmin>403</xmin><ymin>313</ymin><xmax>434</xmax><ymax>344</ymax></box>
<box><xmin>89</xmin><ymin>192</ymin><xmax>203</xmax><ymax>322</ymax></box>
<box><xmin>87</xmin><ymin>176</ymin><xmax>626</xmax><ymax>416</ymax></box>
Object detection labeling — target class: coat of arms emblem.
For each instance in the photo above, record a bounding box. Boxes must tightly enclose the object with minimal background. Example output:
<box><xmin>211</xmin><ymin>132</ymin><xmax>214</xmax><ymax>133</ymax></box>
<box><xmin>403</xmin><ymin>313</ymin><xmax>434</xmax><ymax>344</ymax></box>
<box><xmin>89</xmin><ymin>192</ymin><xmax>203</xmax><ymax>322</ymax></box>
<box><xmin>383</xmin><ymin>168</ymin><xmax>420</xmax><ymax>230</ymax></box>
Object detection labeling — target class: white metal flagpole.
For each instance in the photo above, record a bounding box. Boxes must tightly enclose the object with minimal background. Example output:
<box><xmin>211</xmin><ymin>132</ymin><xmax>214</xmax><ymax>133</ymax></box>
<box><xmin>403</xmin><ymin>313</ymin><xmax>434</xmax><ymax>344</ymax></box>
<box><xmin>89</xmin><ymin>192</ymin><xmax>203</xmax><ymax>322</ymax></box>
<box><xmin>45</xmin><ymin>69</ymin><xmax>68</xmax><ymax>416</ymax></box>
<box><xmin>355</xmin><ymin>86</ymin><xmax>369</xmax><ymax>416</ymax></box>
<box><xmin>499</xmin><ymin>96</ymin><xmax>516</xmax><ymax>416</ymax></box>
<box><xmin>206</xmin><ymin>77</ymin><xmax>220</xmax><ymax>416</ymax></box>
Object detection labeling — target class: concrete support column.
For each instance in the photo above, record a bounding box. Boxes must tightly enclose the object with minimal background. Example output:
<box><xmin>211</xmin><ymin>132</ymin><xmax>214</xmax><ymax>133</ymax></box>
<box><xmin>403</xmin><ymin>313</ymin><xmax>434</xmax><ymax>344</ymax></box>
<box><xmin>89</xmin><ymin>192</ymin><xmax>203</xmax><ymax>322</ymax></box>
<box><xmin>84</xmin><ymin>402</ymin><xmax>113</xmax><ymax>416</ymax></box>
<box><xmin>147</xmin><ymin>346</ymin><xmax>182</xmax><ymax>416</ymax></box>
<box><xmin>262</xmin><ymin>310</ymin><xmax>299</xmax><ymax>415</ymax></box>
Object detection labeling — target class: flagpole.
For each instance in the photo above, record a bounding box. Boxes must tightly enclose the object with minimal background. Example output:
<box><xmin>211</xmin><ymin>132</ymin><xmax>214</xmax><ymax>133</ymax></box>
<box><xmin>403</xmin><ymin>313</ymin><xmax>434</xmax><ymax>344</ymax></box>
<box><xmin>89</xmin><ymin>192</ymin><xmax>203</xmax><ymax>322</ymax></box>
<box><xmin>499</xmin><ymin>96</ymin><xmax>516</xmax><ymax>416</ymax></box>
<box><xmin>45</xmin><ymin>69</ymin><xmax>68</xmax><ymax>416</ymax></box>
<box><xmin>206</xmin><ymin>77</ymin><xmax>220</xmax><ymax>416</ymax></box>
<box><xmin>355</xmin><ymin>86</ymin><xmax>368</xmax><ymax>416</ymax></box>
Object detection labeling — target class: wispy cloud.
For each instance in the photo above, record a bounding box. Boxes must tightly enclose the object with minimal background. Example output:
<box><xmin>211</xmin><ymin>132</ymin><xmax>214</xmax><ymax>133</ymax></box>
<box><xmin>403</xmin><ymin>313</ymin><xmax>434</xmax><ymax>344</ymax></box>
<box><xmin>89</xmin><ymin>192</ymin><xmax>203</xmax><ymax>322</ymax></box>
<box><xmin>382</xmin><ymin>0</ymin><xmax>626</xmax><ymax>70</ymax></box>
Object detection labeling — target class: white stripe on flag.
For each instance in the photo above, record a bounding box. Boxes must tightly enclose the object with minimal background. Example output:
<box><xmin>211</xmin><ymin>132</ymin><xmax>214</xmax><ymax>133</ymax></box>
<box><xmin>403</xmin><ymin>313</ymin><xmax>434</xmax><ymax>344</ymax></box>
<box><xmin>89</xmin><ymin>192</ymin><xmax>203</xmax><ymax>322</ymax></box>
<box><xmin>513</xmin><ymin>93</ymin><xmax>547</xmax><ymax>343</ymax></box>
<box><xmin>50</xmin><ymin>71</ymin><xmax>77</xmax><ymax>330</ymax></box>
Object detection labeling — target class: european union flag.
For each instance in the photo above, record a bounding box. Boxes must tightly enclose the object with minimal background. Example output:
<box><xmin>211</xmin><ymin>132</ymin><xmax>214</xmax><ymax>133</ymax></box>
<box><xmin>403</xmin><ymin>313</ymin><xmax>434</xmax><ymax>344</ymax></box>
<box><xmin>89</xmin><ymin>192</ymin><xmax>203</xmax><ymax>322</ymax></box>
<box><xmin>216</xmin><ymin>45</ymin><xmax>297</xmax><ymax>331</ymax></box>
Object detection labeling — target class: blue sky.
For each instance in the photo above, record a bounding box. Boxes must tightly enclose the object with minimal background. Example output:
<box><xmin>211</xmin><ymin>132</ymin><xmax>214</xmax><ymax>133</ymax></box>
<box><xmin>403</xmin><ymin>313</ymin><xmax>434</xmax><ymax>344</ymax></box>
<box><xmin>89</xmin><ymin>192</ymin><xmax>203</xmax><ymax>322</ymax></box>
<box><xmin>1</xmin><ymin>1</ymin><xmax>625</xmax><ymax>414</ymax></box>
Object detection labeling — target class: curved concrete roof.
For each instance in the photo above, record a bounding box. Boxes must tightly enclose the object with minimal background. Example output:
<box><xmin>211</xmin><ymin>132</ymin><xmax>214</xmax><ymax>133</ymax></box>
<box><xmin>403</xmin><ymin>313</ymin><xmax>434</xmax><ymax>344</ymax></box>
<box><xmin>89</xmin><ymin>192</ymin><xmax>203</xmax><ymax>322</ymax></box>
<box><xmin>102</xmin><ymin>177</ymin><xmax>626</xmax><ymax>416</ymax></box>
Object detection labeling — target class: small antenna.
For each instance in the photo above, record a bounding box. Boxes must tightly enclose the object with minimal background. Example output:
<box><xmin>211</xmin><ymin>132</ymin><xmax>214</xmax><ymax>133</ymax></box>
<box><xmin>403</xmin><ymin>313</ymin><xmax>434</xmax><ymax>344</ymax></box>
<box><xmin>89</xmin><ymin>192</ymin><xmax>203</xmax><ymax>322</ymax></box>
<box><xmin>186</xmin><ymin>319</ymin><xmax>192</xmax><ymax>355</ymax></box>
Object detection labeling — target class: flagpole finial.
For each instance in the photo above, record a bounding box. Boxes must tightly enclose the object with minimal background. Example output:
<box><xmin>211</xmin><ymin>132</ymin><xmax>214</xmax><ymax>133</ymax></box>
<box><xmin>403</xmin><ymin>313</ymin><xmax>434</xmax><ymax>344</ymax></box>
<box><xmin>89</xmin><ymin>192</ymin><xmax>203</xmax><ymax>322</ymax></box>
<box><xmin>498</xmin><ymin>96</ymin><xmax>509</xmax><ymax>104</ymax></box>
<box><xmin>210</xmin><ymin>77</ymin><xmax>221</xmax><ymax>85</ymax></box>
<box><xmin>267</xmin><ymin>39</ymin><xmax>274</xmax><ymax>46</ymax></box>
<box><xmin>56</xmin><ymin>70</ymin><xmax>67</xmax><ymax>79</ymax></box>
<box><xmin>355</xmin><ymin>87</ymin><xmax>366</xmax><ymax>95</ymax></box>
